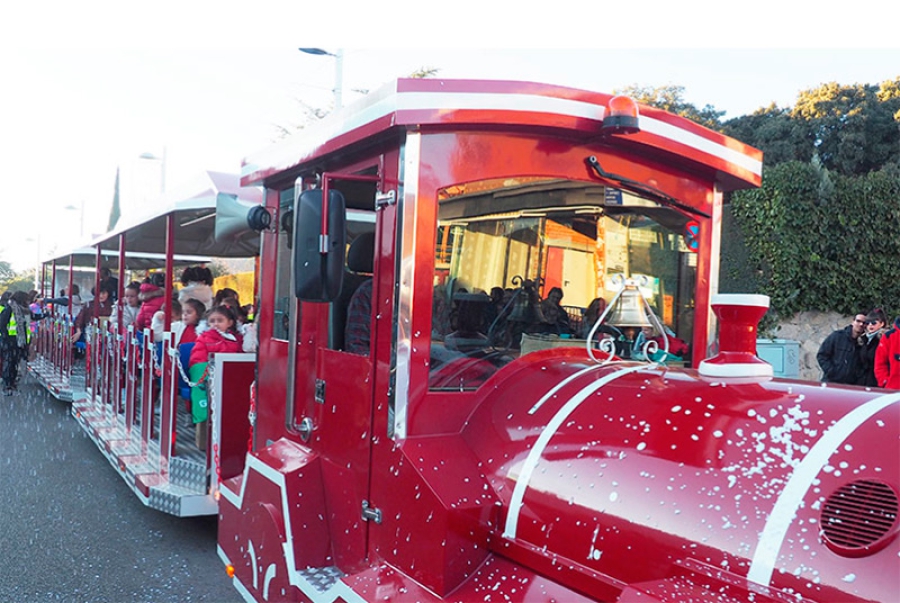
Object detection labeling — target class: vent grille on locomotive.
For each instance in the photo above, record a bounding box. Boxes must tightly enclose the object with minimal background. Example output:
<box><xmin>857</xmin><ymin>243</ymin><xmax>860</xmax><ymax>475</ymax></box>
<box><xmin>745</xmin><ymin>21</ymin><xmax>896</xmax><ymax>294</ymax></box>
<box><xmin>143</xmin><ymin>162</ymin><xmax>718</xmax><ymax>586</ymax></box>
<box><xmin>821</xmin><ymin>479</ymin><xmax>899</xmax><ymax>556</ymax></box>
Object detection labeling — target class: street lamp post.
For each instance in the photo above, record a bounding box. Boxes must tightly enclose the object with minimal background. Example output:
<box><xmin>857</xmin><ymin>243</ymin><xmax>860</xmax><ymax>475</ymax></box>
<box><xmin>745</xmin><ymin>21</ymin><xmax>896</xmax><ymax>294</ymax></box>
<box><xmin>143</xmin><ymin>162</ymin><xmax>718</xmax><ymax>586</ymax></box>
<box><xmin>25</xmin><ymin>235</ymin><xmax>41</xmax><ymax>290</ymax></box>
<box><xmin>64</xmin><ymin>200</ymin><xmax>85</xmax><ymax>239</ymax></box>
<box><xmin>139</xmin><ymin>148</ymin><xmax>167</xmax><ymax>194</ymax></box>
<box><xmin>298</xmin><ymin>47</ymin><xmax>344</xmax><ymax>109</ymax></box>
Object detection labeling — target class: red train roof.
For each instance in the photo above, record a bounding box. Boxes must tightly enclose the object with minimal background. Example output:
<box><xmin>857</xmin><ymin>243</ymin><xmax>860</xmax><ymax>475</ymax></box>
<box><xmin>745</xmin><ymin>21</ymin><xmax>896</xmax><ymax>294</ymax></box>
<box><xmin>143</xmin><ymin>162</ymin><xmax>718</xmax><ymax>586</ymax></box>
<box><xmin>242</xmin><ymin>78</ymin><xmax>763</xmax><ymax>190</ymax></box>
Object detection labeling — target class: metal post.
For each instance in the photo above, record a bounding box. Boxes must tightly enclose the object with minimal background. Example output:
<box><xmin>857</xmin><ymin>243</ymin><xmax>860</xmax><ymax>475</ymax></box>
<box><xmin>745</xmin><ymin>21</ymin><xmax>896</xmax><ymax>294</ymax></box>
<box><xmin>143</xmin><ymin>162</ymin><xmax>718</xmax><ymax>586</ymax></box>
<box><xmin>140</xmin><ymin>327</ymin><xmax>153</xmax><ymax>456</ymax></box>
<box><xmin>66</xmin><ymin>253</ymin><xmax>74</xmax><ymax>382</ymax></box>
<box><xmin>159</xmin><ymin>331</ymin><xmax>175</xmax><ymax>471</ymax></box>
<box><xmin>95</xmin><ymin>246</ymin><xmax>102</xmax><ymax>319</ymax></box>
<box><xmin>125</xmin><ymin>325</ymin><xmax>137</xmax><ymax>437</ymax></box>
<box><xmin>115</xmin><ymin>233</ymin><xmax>126</xmax><ymax>416</ymax></box>
<box><xmin>164</xmin><ymin>214</ymin><xmax>174</xmax><ymax>330</ymax></box>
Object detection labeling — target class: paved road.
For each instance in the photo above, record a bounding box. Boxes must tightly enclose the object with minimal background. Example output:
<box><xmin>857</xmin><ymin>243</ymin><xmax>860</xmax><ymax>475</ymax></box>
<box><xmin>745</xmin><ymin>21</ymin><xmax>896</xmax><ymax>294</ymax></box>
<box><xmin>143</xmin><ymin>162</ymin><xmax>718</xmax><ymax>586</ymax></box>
<box><xmin>0</xmin><ymin>374</ymin><xmax>243</xmax><ymax>603</ymax></box>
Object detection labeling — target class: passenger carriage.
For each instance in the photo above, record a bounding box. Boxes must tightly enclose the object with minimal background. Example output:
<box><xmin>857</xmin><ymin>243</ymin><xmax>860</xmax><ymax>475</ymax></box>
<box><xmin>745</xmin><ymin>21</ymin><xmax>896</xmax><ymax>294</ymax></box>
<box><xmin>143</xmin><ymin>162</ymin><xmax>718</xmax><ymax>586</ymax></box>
<box><xmin>31</xmin><ymin>171</ymin><xmax>261</xmax><ymax>516</ymax></box>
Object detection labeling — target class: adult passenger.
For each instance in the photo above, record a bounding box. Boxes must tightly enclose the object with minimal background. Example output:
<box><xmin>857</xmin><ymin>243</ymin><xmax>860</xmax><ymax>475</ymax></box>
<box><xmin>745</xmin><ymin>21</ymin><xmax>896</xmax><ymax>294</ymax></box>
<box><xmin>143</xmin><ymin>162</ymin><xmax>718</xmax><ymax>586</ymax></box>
<box><xmin>71</xmin><ymin>285</ymin><xmax>114</xmax><ymax>344</ymax></box>
<box><xmin>816</xmin><ymin>313</ymin><xmax>866</xmax><ymax>384</ymax></box>
<box><xmin>539</xmin><ymin>287</ymin><xmax>571</xmax><ymax>334</ymax></box>
<box><xmin>580</xmin><ymin>297</ymin><xmax>620</xmax><ymax>340</ymax></box>
<box><xmin>444</xmin><ymin>293</ymin><xmax>491</xmax><ymax>353</ymax></box>
<box><xmin>344</xmin><ymin>232</ymin><xmax>376</xmax><ymax>355</ymax></box>
<box><xmin>345</xmin><ymin>280</ymin><xmax>372</xmax><ymax>355</ymax></box>
<box><xmin>178</xmin><ymin>265</ymin><xmax>214</xmax><ymax>310</ymax></box>
<box><xmin>47</xmin><ymin>285</ymin><xmax>82</xmax><ymax>318</ymax></box>
<box><xmin>98</xmin><ymin>267</ymin><xmax>119</xmax><ymax>302</ymax></box>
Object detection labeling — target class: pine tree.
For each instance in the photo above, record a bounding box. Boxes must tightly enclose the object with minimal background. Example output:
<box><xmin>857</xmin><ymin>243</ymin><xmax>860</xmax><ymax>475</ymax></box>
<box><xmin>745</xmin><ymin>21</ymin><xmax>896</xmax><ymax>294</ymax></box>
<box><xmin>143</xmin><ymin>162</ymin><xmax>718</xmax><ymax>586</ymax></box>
<box><xmin>107</xmin><ymin>167</ymin><xmax>121</xmax><ymax>231</ymax></box>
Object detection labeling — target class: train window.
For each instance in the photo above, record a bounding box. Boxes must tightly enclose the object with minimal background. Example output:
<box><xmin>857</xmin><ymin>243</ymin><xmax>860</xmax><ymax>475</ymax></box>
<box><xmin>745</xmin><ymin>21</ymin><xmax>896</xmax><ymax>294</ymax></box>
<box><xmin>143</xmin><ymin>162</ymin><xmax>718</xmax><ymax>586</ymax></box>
<box><xmin>331</xmin><ymin>210</ymin><xmax>377</xmax><ymax>352</ymax></box>
<box><xmin>428</xmin><ymin>178</ymin><xmax>696</xmax><ymax>391</ymax></box>
<box><xmin>272</xmin><ymin>187</ymin><xmax>295</xmax><ymax>341</ymax></box>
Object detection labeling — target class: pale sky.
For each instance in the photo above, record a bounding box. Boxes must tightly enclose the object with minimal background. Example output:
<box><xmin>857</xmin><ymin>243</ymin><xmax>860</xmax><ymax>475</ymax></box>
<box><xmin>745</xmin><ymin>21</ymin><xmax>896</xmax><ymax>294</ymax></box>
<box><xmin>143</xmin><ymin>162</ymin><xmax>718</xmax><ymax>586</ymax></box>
<box><xmin>1</xmin><ymin>1</ymin><xmax>898</xmax><ymax>271</ymax></box>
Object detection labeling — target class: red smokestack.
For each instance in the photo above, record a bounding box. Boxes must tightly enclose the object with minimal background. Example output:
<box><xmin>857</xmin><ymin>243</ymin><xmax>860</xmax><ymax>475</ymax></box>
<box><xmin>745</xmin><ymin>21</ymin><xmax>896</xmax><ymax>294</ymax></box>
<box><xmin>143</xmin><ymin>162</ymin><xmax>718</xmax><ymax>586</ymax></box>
<box><xmin>699</xmin><ymin>294</ymin><xmax>773</xmax><ymax>379</ymax></box>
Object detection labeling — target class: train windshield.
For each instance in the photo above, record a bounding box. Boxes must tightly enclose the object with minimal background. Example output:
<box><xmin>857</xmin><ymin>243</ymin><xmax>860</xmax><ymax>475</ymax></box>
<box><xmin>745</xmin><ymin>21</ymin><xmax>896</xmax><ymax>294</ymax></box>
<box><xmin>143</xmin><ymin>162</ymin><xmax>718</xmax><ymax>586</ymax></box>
<box><xmin>428</xmin><ymin>178</ymin><xmax>698</xmax><ymax>391</ymax></box>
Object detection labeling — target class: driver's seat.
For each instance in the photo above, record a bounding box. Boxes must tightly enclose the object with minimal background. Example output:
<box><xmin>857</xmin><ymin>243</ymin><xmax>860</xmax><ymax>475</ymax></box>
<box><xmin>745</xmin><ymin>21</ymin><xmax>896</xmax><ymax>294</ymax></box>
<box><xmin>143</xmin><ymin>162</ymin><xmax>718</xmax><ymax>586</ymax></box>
<box><xmin>332</xmin><ymin>231</ymin><xmax>375</xmax><ymax>351</ymax></box>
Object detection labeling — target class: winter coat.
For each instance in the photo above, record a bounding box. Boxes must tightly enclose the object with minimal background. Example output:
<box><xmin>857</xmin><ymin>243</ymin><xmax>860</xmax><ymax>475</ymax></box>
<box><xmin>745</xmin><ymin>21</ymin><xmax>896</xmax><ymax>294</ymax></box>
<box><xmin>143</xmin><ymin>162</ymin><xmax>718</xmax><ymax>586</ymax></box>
<box><xmin>188</xmin><ymin>328</ymin><xmax>243</xmax><ymax>367</ymax></box>
<box><xmin>240</xmin><ymin>322</ymin><xmax>257</xmax><ymax>353</ymax></box>
<box><xmin>135</xmin><ymin>284</ymin><xmax>165</xmax><ymax>332</ymax></box>
<box><xmin>855</xmin><ymin>330</ymin><xmax>885</xmax><ymax>387</ymax></box>
<box><xmin>0</xmin><ymin>304</ymin><xmax>30</xmax><ymax>348</ymax></box>
<box><xmin>816</xmin><ymin>325</ymin><xmax>860</xmax><ymax>384</ymax></box>
<box><xmin>74</xmin><ymin>299</ymin><xmax>113</xmax><ymax>332</ymax></box>
<box><xmin>109</xmin><ymin>303</ymin><xmax>139</xmax><ymax>332</ymax></box>
<box><xmin>874</xmin><ymin>322</ymin><xmax>900</xmax><ymax>389</ymax></box>
<box><xmin>180</xmin><ymin>324</ymin><xmax>198</xmax><ymax>345</ymax></box>
<box><xmin>153</xmin><ymin>319</ymin><xmax>198</xmax><ymax>346</ymax></box>
<box><xmin>178</xmin><ymin>282</ymin><xmax>214</xmax><ymax>310</ymax></box>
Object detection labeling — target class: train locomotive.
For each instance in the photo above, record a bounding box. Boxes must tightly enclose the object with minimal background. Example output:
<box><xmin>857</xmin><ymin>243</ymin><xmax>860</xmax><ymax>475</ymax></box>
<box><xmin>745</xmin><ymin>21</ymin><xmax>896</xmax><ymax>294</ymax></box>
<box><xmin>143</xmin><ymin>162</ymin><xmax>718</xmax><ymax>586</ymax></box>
<box><xmin>30</xmin><ymin>78</ymin><xmax>898</xmax><ymax>602</ymax></box>
<box><xmin>215</xmin><ymin>79</ymin><xmax>898</xmax><ymax>602</ymax></box>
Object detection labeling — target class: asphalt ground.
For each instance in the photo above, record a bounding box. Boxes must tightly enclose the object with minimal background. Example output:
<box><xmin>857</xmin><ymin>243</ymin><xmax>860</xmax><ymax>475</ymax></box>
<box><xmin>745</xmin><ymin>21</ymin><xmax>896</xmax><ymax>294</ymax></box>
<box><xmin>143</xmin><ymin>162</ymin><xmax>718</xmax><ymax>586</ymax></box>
<box><xmin>0</xmin><ymin>372</ymin><xmax>243</xmax><ymax>603</ymax></box>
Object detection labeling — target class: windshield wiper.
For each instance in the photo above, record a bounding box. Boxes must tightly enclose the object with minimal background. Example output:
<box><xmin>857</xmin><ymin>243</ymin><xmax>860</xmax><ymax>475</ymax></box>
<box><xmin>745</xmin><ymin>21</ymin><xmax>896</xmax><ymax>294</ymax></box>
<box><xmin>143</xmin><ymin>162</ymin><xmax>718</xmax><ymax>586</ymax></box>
<box><xmin>586</xmin><ymin>155</ymin><xmax>710</xmax><ymax>219</ymax></box>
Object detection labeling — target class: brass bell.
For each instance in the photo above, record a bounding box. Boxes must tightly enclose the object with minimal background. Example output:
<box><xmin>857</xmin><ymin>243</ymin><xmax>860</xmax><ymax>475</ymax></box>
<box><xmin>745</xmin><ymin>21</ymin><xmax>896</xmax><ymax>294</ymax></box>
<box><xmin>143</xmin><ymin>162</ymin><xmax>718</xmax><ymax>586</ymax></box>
<box><xmin>606</xmin><ymin>284</ymin><xmax>652</xmax><ymax>328</ymax></box>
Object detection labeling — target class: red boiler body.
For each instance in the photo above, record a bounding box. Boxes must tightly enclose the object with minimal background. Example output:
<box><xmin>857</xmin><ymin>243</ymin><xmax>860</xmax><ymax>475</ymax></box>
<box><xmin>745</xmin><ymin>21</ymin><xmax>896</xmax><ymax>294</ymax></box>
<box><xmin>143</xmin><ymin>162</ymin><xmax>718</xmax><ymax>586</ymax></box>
<box><xmin>439</xmin><ymin>350</ymin><xmax>900</xmax><ymax>602</ymax></box>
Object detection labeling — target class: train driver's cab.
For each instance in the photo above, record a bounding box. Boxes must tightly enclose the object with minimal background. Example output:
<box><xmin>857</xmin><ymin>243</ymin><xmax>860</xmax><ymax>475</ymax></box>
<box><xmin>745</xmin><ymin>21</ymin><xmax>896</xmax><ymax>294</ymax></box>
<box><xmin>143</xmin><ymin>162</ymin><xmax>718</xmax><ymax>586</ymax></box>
<box><xmin>427</xmin><ymin>178</ymin><xmax>699</xmax><ymax>391</ymax></box>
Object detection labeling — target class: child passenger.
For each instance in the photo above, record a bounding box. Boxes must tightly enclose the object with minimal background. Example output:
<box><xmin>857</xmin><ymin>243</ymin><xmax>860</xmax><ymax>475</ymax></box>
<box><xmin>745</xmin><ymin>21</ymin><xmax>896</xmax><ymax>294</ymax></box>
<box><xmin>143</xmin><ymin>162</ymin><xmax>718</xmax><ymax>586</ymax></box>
<box><xmin>135</xmin><ymin>273</ymin><xmax>166</xmax><ymax>332</ymax></box>
<box><xmin>110</xmin><ymin>281</ymin><xmax>141</xmax><ymax>333</ymax></box>
<box><xmin>151</xmin><ymin>299</ymin><xmax>182</xmax><ymax>343</ymax></box>
<box><xmin>178</xmin><ymin>298</ymin><xmax>204</xmax><ymax>345</ymax></box>
<box><xmin>188</xmin><ymin>304</ymin><xmax>243</xmax><ymax>450</ymax></box>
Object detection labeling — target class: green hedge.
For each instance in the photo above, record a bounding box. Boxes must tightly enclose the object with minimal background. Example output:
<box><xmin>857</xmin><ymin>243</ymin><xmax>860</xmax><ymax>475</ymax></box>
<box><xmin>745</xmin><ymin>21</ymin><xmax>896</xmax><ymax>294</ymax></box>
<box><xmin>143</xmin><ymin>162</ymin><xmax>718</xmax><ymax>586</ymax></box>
<box><xmin>726</xmin><ymin>161</ymin><xmax>900</xmax><ymax>323</ymax></box>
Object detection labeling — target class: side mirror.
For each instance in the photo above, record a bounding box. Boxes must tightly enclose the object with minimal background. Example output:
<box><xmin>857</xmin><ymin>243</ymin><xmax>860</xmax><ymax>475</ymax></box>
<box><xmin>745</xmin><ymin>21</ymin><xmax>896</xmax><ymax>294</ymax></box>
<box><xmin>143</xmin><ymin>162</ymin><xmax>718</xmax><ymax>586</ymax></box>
<box><xmin>293</xmin><ymin>188</ymin><xmax>346</xmax><ymax>301</ymax></box>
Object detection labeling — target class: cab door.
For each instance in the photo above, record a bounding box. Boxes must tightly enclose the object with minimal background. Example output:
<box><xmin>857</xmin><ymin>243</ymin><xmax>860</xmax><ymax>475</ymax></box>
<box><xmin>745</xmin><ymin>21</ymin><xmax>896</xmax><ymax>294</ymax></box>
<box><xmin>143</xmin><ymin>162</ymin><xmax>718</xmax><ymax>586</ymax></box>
<box><xmin>290</xmin><ymin>162</ymin><xmax>398</xmax><ymax>572</ymax></box>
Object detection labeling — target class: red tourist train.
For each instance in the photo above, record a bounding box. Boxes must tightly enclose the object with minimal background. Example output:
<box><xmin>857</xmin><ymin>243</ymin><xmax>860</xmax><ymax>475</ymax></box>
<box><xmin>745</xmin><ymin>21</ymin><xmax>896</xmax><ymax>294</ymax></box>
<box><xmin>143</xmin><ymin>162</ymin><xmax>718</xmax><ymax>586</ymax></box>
<box><xmin>30</xmin><ymin>79</ymin><xmax>898</xmax><ymax>602</ymax></box>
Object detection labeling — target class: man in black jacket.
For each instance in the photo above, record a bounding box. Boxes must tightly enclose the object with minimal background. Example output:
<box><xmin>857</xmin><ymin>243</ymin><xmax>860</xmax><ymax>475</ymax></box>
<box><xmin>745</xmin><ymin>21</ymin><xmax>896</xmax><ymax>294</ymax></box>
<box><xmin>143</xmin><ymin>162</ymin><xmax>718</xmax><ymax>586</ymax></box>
<box><xmin>817</xmin><ymin>313</ymin><xmax>866</xmax><ymax>384</ymax></box>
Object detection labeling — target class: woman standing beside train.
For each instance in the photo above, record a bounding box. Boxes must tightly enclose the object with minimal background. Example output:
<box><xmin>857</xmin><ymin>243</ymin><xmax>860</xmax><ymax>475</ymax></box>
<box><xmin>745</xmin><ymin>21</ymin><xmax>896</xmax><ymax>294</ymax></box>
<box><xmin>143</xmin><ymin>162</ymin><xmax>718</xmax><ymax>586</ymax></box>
<box><xmin>1</xmin><ymin>291</ymin><xmax>32</xmax><ymax>395</ymax></box>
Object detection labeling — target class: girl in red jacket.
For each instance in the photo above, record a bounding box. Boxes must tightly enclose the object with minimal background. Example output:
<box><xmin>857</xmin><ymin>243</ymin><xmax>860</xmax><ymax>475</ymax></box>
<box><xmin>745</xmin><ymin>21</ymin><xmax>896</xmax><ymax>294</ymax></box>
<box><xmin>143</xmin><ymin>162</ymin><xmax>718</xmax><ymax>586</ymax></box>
<box><xmin>874</xmin><ymin>317</ymin><xmax>900</xmax><ymax>389</ymax></box>
<box><xmin>189</xmin><ymin>304</ymin><xmax>243</xmax><ymax>449</ymax></box>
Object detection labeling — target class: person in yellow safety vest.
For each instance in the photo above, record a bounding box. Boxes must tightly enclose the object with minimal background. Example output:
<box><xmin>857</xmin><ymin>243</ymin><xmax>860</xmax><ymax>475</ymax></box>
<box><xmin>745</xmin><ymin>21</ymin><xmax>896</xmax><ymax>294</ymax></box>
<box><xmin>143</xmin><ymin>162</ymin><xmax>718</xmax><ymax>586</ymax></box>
<box><xmin>1</xmin><ymin>290</ymin><xmax>32</xmax><ymax>395</ymax></box>
<box><xmin>0</xmin><ymin>290</ymin><xmax>7</xmax><ymax>379</ymax></box>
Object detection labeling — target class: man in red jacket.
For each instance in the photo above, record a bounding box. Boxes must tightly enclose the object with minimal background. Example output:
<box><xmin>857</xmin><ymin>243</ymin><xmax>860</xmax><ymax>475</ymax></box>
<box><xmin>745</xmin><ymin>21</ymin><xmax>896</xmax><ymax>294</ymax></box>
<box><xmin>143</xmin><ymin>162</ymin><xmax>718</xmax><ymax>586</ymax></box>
<box><xmin>874</xmin><ymin>317</ymin><xmax>900</xmax><ymax>389</ymax></box>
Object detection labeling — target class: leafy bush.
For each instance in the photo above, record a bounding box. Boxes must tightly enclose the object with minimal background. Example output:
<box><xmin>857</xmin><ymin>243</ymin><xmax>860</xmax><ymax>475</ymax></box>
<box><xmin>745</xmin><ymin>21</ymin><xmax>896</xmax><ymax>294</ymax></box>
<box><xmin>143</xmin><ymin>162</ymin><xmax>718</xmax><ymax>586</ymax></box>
<box><xmin>728</xmin><ymin>161</ymin><xmax>900</xmax><ymax>322</ymax></box>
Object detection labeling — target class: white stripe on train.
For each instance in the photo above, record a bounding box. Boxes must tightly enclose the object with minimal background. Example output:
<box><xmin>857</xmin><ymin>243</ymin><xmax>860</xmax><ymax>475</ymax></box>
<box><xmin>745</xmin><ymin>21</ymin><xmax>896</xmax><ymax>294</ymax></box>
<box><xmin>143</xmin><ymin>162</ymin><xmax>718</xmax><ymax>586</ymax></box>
<box><xmin>505</xmin><ymin>369</ymin><xmax>900</xmax><ymax>589</ymax></box>
<box><xmin>747</xmin><ymin>391</ymin><xmax>900</xmax><ymax>585</ymax></box>
<box><xmin>244</xmin><ymin>88</ymin><xmax>762</xmax><ymax>182</ymax></box>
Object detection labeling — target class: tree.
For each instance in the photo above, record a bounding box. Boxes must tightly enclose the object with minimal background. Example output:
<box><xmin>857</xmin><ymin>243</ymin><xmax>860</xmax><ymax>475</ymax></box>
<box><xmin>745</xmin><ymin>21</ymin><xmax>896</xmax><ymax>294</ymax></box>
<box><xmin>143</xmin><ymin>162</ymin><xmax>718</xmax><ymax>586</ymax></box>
<box><xmin>409</xmin><ymin>67</ymin><xmax>439</xmax><ymax>79</ymax></box>
<box><xmin>0</xmin><ymin>263</ymin><xmax>35</xmax><ymax>293</ymax></box>
<box><xmin>614</xmin><ymin>84</ymin><xmax>726</xmax><ymax>130</ymax></box>
<box><xmin>275</xmin><ymin>66</ymin><xmax>442</xmax><ymax>139</ymax></box>
<box><xmin>723</xmin><ymin>104</ymin><xmax>812</xmax><ymax>166</ymax></box>
<box><xmin>791</xmin><ymin>80</ymin><xmax>900</xmax><ymax>176</ymax></box>
<box><xmin>729</xmin><ymin>160</ymin><xmax>900</xmax><ymax>319</ymax></box>
<box><xmin>107</xmin><ymin>167</ymin><xmax>121</xmax><ymax>232</ymax></box>
<box><xmin>0</xmin><ymin>259</ymin><xmax>13</xmax><ymax>282</ymax></box>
